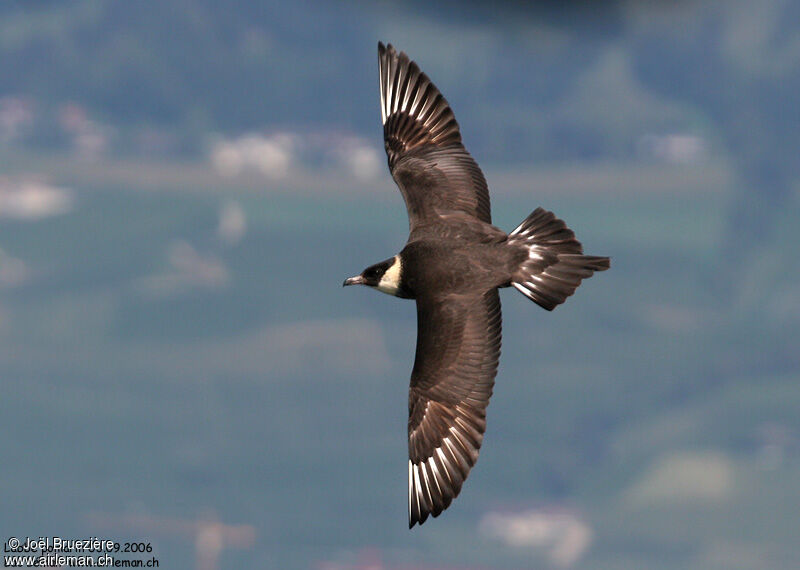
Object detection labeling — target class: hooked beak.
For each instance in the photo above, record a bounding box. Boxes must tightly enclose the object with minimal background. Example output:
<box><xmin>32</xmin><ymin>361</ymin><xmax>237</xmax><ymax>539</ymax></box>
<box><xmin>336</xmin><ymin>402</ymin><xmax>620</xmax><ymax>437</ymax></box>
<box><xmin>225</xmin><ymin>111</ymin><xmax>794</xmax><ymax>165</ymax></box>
<box><xmin>343</xmin><ymin>275</ymin><xmax>366</xmax><ymax>287</ymax></box>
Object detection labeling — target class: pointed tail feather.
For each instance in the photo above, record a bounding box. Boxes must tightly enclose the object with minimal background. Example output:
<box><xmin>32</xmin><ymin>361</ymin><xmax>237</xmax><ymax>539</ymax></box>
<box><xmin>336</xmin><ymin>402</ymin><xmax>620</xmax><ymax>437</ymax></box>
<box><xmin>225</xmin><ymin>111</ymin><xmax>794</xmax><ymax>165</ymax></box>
<box><xmin>509</xmin><ymin>208</ymin><xmax>610</xmax><ymax>311</ymax></box>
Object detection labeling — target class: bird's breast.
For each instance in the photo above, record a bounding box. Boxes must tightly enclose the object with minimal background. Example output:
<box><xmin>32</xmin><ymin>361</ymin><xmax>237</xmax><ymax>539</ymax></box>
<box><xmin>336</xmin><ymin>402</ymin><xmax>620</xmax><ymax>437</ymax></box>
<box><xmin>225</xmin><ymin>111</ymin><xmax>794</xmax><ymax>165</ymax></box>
<box><xmin>401</xmin><ymin>240</ymin><xmax>510</xmax><ymax>296</ymax></box>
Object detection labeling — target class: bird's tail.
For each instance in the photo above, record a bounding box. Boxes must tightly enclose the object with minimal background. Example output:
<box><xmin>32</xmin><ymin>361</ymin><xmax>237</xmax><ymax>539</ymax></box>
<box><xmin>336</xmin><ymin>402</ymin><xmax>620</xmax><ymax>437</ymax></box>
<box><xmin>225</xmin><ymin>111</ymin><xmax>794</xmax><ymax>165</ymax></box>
<box><xmin>508</xmin><ymin>208</ymin><xmax>609</xmax><ymax>311</ymax></box>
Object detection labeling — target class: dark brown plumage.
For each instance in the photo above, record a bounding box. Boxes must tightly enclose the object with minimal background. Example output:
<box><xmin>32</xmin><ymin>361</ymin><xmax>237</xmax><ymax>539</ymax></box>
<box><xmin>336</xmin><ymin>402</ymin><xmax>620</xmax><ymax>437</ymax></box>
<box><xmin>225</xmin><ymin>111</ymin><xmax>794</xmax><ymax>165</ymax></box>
<box><xmin>379</xmin><ymin>43</ymin><xmax>492</xmax><ymax>230</ymax></box>
<box><xmin>344</xmin><ymin>43</ymin><xmax>610</xmax><ymax>528</ymax></box>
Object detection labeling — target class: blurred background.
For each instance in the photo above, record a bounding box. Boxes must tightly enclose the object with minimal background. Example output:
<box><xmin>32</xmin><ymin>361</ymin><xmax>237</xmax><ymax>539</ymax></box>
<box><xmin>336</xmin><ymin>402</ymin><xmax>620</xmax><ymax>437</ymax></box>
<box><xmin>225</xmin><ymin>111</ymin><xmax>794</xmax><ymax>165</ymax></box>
<box><xmin>1</xmin><ymin>1</ymin><xmax>799</xmax><ymax>568</ymax></box>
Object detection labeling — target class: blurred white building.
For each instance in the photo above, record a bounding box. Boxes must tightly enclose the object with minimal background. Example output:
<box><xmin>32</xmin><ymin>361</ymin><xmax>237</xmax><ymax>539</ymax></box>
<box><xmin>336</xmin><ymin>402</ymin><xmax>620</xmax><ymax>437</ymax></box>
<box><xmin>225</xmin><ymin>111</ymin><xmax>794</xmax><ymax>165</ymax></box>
<box><xmin>625</xmin><ymin>451</ymin><xmax>734</xmax><ymax>504</ymax></box>
<box><xmin>637</xmin><ymin>133</ymin><xmax>708</xmax><ymax>164</ymax></box>
<box><xmin>330</xmin><ymin>135</ymin><xmax>382</xmax><ymax>181</ymax></box>
<box><xmin>209</xmin><ymin>130</ymin><xmax>382</xmax><ymax>181</ymax></box>
<box><xmin>58</xmin><ymin>102</ymin><xmax>111</xmax><ymax>160</ymax></box>
<box><xmin>480</xmin><ymin>507</ymin><xmax>593</xmax><ymax>567</ymax></box>
<box><xmin>0</xmin><ymin>176</ymin><xmax>74</xmax><ymax>220</ymax></box>
<box><xmin>217</xmin><ymin>200</ymin><xmax>247</xmax><ymax>245</ymax></box>
<box><xmin>136</xmin><ymin>240</ymin><xmax>230</xmax><ymax>297</ymax></box>
<box><xmin>210</xmin><ymin>132</ymin><xmax>296</xmax><ymax>178</ymax></box>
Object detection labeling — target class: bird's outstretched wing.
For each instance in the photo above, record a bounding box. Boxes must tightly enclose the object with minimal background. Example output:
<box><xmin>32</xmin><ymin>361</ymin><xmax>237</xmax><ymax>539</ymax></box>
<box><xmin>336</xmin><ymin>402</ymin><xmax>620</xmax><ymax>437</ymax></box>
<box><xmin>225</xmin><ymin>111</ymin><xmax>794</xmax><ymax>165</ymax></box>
<box><xmin>378</xmin><ymin>42</ymin><xmax>492</xmax><ymax>233</ymax></box>
<box><xmin>407</xmin><ymin>289</ymin><xmax>502</xmax><ymax>527</ymax></box>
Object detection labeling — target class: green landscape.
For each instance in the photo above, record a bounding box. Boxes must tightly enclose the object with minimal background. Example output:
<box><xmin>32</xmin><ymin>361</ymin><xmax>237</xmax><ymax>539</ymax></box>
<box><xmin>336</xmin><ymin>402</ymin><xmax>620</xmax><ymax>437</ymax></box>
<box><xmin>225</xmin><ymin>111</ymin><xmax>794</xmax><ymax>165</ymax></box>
<box><xmin>1</xmin><ymin>2</ymin><xmax>799</xmax><ymax>569</ymax></box>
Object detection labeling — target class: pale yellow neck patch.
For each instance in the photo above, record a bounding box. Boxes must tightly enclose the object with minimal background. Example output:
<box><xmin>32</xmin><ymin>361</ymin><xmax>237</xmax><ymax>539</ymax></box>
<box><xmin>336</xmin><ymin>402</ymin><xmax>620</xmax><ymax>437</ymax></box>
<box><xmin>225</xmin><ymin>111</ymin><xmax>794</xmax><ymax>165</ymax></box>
<box><xmin>376</xmin><ymin>255</ymin><xmax>402</xmax><ymax>296</ymax></box>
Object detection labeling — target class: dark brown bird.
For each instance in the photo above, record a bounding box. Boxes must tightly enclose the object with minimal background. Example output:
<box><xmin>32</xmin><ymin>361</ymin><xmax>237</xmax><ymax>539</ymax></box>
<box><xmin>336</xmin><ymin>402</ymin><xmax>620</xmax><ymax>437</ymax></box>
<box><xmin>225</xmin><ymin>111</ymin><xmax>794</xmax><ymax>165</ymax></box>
<box><xmin>344</xmin><ymin>43</ymin><xmax>610</xmax><ymax>528</ymax></box>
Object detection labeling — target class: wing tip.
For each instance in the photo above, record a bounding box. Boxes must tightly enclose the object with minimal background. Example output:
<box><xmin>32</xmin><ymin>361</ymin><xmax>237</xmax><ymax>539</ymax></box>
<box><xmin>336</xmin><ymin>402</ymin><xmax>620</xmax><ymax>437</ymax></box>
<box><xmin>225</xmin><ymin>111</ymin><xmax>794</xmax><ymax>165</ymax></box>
<box><xmin>378</xmin><ymin>41</ymin><xmax>402</xmax><ymax>58</ymax></box>
<box><xmin>378</xmin><ymin>41</ymin><xmax>462</xmax><ymax>158</ymax></box>
<box><xmin>407</xmin><ymin>425</ymin><xmax>485</xmax><ymax>527</ymax></box>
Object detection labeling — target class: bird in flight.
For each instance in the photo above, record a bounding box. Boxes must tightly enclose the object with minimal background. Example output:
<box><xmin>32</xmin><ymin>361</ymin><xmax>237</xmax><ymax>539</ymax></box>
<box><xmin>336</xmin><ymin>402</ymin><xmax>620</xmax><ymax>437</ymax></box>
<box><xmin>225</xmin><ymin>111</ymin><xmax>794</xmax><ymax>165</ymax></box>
<box><xmin>344</xmin><ymin>43</ymin><xmax>610</xmax><ymax>528</ymax></box>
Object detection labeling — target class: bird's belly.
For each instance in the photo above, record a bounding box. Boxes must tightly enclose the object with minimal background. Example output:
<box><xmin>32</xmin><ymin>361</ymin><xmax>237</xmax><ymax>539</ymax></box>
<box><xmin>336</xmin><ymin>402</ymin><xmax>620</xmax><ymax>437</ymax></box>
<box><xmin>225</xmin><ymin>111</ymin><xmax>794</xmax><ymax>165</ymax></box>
<box><xmin>403</xmin><ymin>242</ymin><xmax>512</xmax><ymax>296</ymax></box>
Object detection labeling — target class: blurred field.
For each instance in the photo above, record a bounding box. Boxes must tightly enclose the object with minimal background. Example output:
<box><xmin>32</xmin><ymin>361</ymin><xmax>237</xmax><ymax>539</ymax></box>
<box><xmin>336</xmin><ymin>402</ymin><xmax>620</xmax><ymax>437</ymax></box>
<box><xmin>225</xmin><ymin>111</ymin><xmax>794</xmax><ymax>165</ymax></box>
<box><xmin>1</xmin><ymin>2</ymin><xmax>799</xmax><ymax>568</ymax></box>
<box><xmin>1</xmin><ymin>151</ymin><xmax>798</xmax><ymax>568</ymax></box>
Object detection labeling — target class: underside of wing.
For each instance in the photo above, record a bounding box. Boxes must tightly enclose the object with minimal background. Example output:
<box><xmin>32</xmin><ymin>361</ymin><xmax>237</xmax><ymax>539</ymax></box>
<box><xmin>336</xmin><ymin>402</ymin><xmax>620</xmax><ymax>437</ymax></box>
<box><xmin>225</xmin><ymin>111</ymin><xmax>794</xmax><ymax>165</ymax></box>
<box><xmin>407</xmin><ymin>289</ymin><xmax>502</xmax><ymax>527</ymax></box>
<box><xmin>378</xmin><ymin>42</ymin><xmax>492</xmax><ymax>229</ymax></box>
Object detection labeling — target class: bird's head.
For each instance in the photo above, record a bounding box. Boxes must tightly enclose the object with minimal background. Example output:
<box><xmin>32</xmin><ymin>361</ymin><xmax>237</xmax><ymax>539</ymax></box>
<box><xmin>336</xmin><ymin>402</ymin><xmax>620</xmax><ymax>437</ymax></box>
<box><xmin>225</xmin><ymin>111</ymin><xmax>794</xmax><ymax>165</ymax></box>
<box><xmin>343</xmin><ymin>255</ymin><xmax>409</xmax><ymax>297</ymax></box>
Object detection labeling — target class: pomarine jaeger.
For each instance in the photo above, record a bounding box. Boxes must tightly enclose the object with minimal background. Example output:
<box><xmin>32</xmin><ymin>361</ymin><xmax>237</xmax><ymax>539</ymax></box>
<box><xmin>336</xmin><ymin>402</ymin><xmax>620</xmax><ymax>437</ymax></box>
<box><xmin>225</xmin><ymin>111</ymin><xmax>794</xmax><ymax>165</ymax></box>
<box><xmin>344</xmin><ymin>42</ymin><xmax>610</xmax><ymax>528</ymax></box>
